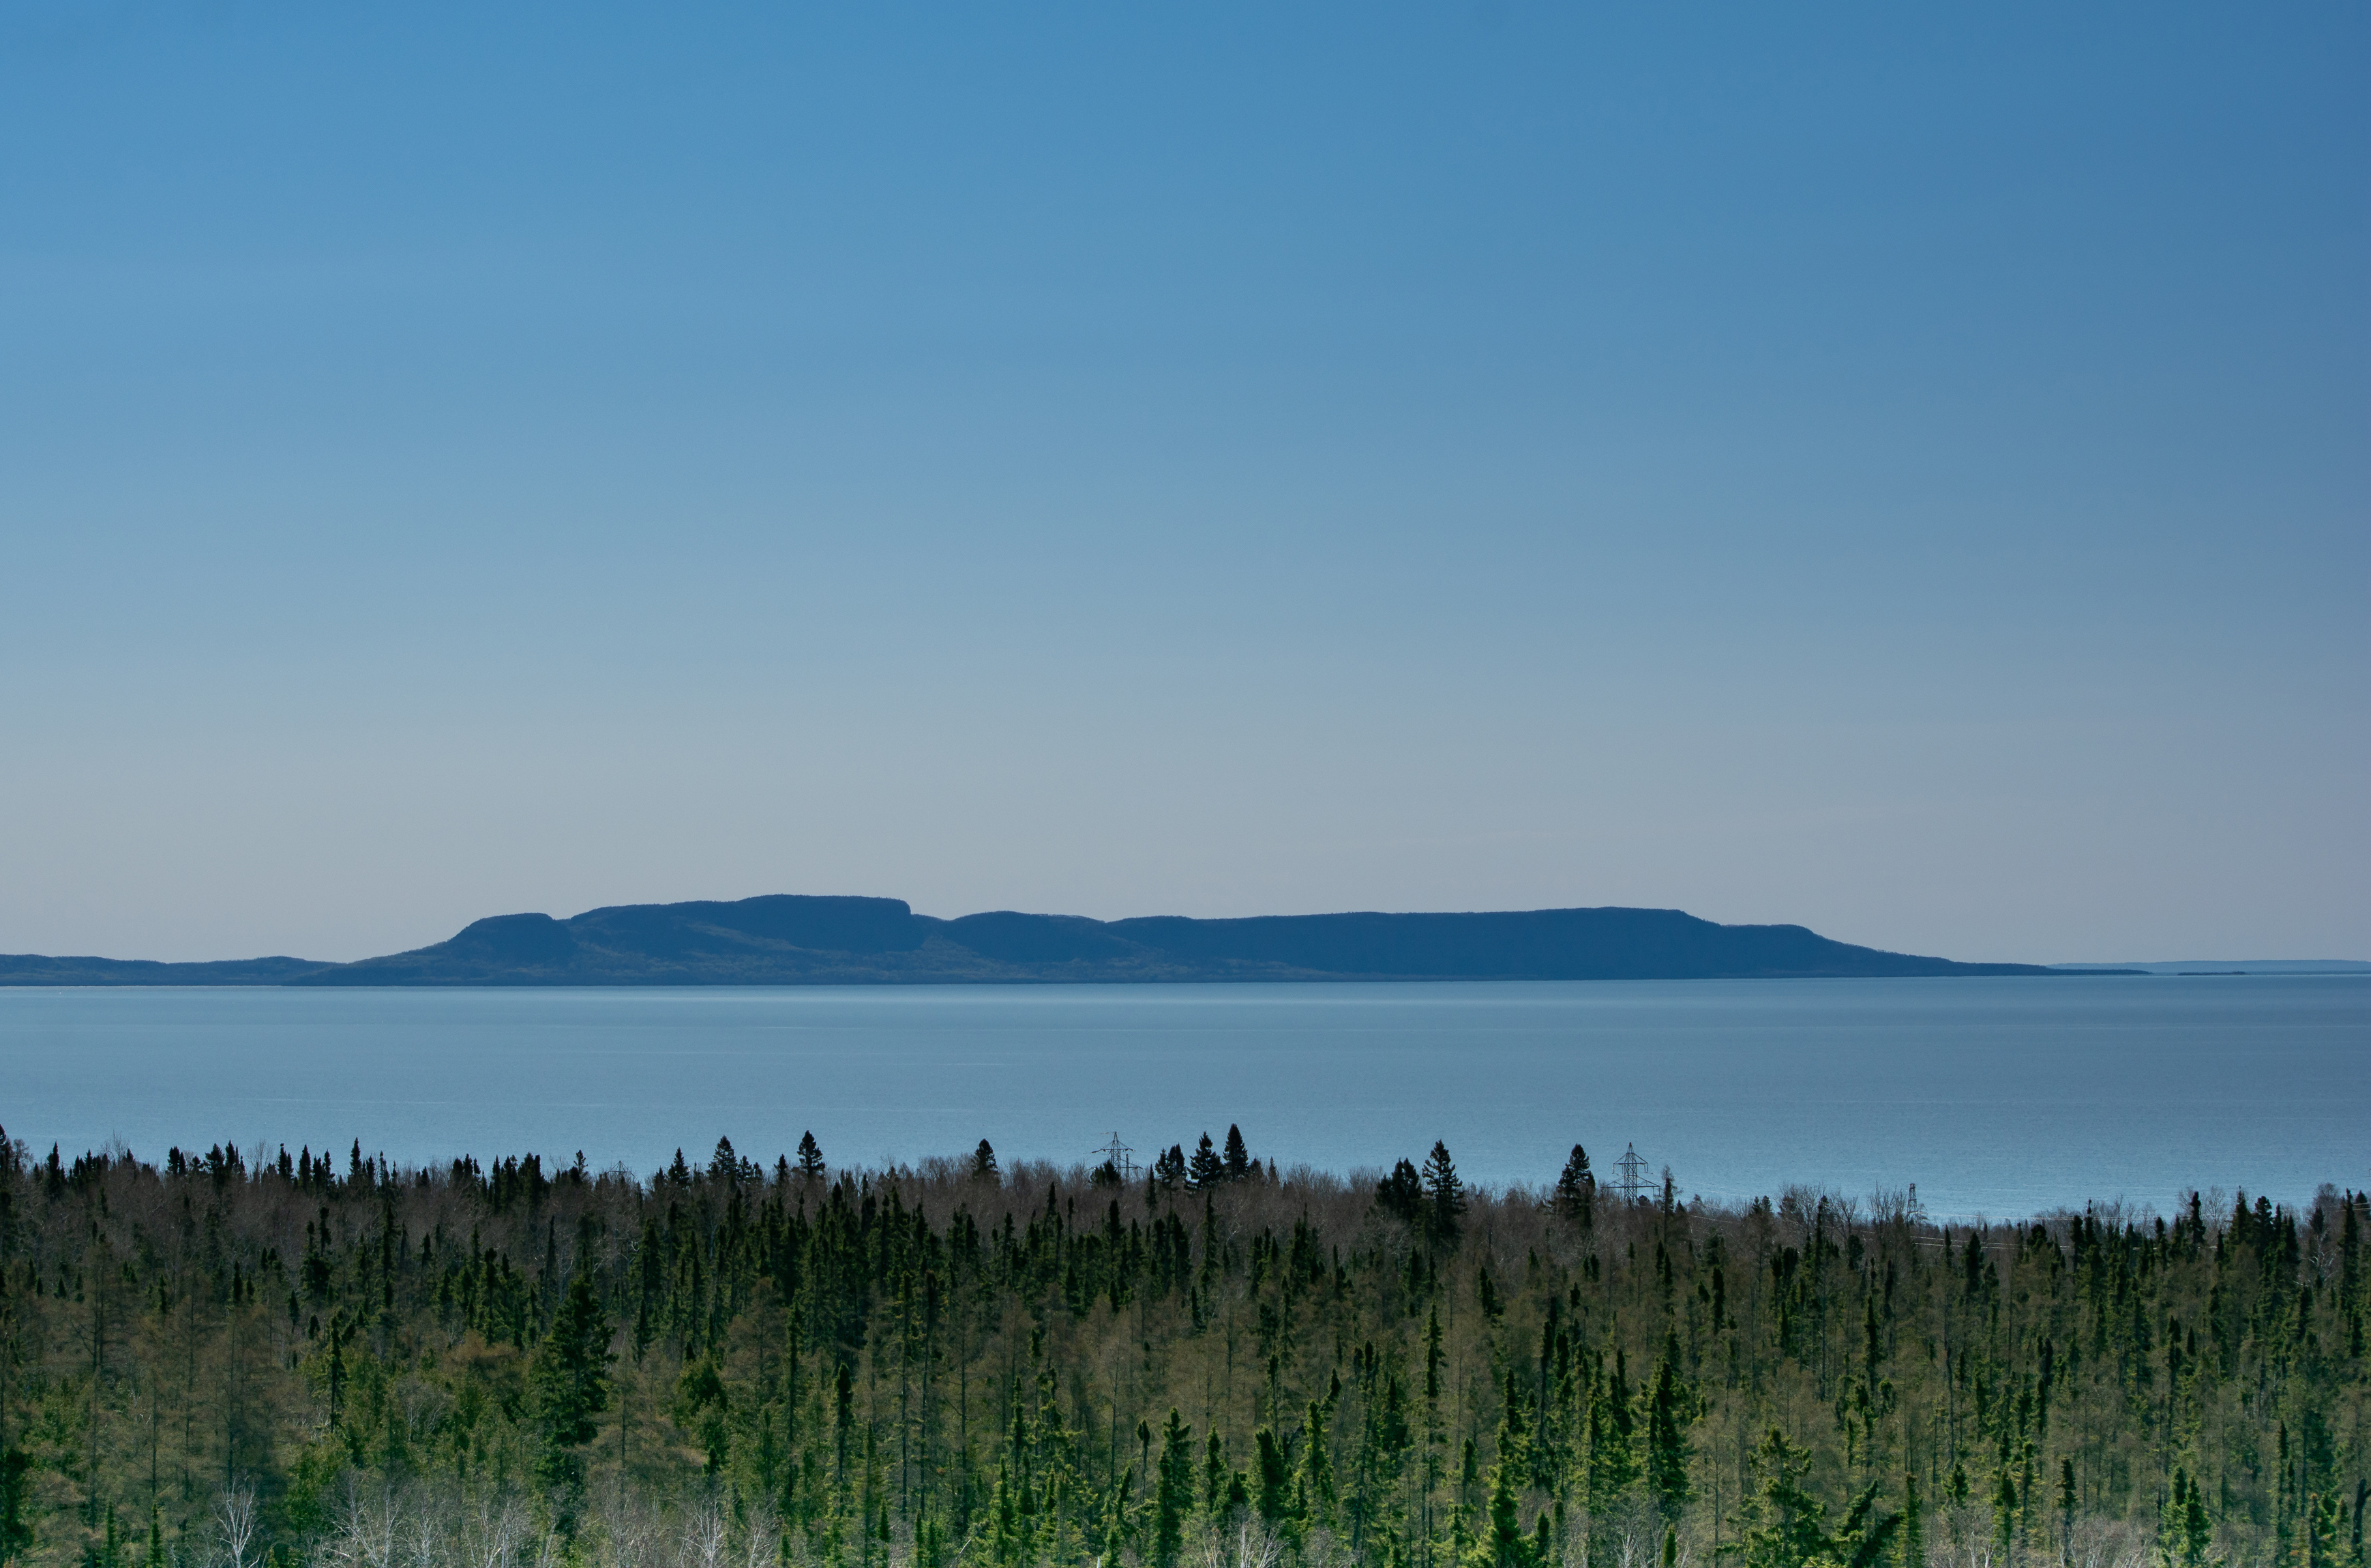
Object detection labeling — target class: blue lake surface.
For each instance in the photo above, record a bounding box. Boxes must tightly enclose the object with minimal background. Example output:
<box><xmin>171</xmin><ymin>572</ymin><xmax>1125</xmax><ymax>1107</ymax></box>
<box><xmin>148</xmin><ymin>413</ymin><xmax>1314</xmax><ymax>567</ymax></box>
<box><xmin>0</xmin><ymin>976</ymin><xmax>2361</xmax><ymax>1220</ymax></box>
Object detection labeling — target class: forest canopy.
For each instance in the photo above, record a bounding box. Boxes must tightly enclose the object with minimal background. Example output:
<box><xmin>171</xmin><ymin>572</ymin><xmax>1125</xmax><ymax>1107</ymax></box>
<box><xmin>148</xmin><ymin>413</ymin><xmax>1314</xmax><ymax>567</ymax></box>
<box><xmin>0</xmin><ymin>1129</ymin><xmax>2361</xmax><ymax>1568</ymax></box>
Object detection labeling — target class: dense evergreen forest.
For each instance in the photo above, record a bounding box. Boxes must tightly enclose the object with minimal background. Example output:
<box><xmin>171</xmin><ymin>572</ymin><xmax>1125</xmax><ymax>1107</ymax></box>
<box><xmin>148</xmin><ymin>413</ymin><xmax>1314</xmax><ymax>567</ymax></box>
<box><xmin>0</xmin><ymin>1128</ymin><xmax>2362</xmax><ymax>1568</ymax></box>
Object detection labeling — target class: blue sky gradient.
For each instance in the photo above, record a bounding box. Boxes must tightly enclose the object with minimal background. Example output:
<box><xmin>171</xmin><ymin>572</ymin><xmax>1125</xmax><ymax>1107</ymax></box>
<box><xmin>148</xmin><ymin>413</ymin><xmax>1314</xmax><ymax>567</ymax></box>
<box><xmin>3</xmin><ymin>3</ymin><xmax>2363</xmax><ymax>963</ymax></box>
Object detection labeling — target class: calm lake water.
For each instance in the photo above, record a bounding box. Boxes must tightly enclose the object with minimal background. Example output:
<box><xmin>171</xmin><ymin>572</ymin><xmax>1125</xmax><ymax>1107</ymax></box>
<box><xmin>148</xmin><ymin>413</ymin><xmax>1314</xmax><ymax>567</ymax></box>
<box><xmin>0</xmin><ymin>976</ymin><xmax>2361</xmax><ymax>1220</ymax></box>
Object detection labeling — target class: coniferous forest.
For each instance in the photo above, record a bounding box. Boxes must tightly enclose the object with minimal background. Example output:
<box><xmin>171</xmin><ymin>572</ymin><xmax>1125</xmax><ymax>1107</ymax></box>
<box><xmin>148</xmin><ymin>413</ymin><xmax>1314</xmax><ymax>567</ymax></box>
<box><xmin>0</xmin><ymin>1128</ymin><xmax>2363</xmax><ymax>1568</ymax></box>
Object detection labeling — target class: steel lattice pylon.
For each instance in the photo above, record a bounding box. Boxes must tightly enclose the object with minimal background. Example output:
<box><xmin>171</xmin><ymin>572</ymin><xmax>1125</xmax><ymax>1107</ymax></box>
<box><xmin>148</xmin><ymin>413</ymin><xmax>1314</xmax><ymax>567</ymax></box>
<box><xmin>1090</xmin><ymin>1132</ymin><xmax>1137</xmax><ymax>1181</ymax></box>
<box><xmin>1613</xmin><ymin>1142</ymin><xmax>1649</xmax><ymax>1205</ymax></box>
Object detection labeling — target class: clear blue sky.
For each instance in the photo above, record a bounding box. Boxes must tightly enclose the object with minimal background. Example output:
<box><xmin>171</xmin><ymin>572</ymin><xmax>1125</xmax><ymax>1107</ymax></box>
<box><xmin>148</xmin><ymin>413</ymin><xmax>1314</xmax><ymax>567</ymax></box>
<box><xmin>2</xmin><ymin>3</ymin><xmax>2363</xmax><ymax>965</ymax></box>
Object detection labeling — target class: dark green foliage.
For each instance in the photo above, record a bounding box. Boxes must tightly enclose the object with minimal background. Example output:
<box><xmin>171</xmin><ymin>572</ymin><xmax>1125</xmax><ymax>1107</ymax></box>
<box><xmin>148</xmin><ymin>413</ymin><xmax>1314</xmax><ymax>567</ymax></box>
<box><xmin>1224</xmin><ymin>1128</ymin><xmax>1253</xmax><ymax>1185</ymax></box>
<box><xmin>0</xmin><ymin>1132</ymin><xmax>2360</xmax><ymax>1568</ymax></box>
<box><xmin>0</xmin><ymin>1448</ymin><xmax>31</xmax><ymax>1568</ymax></box>
<box><xmin>1553</xmin><ymin>1147</ymin><xmax>1593</xmax><ymax>1231</ymax></box>
<box><xmin>1643</xmin><ymin>1338</ymin><xmax>1690</xmax><ymax>1518</ymax></box>
<box><xmin>1156</xmin><ymin>1411</ymin><xmax>1195</xmax><ymax>1568</ymax></box>
<box><xmin>1254</xmin><ymin>1430</ymin><xmax>1291</xmax><ymax>1531</ymax></box>
<box><xmin>2165</xmin><ymin>1468</ymin><xmax>2213</xmax><ymax>1568</ymax></box>
<box><xmin>1422</xmin><ymin>1143</ymin><xmax>1465</xmax><ymax>1241</ymax></box>
<box><xmin>1586</xmin><ymin>1347</ymin><xmax>1639</xmax><ymax>1503</ymax></box>
<box><xmin>531</xmin><ymin>1269</ymin><xmax>614</xmax><ymax>1496</ymax></box>
<box><xmin>1740</xmin><ymin>1430</ymin><xmax>1898</xmax><ymax>1568</ymax></box>
<box><xmin>1188</xmin><ymin>1135</ymin><xmax>1225</xmax><ymax>1192</ymax></box>
<box><xmin>1465</xmin><ymin>1402</ymin><xmax>1531</xmax><ymax>1568</ymax></box>
<box><xmin>1300</xmin><ymin>1398</ymin><xmax>1338</xmax><ymax>1533</ymax></box>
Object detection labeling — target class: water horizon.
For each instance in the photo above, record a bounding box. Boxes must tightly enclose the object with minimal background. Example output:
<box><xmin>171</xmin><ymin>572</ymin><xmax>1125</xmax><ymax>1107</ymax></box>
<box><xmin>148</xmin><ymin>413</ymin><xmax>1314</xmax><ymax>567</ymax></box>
<box><xmin>4</xmin><ymin>974</ymin><xmax>2361</xmax><ymax>1222</ymax></box>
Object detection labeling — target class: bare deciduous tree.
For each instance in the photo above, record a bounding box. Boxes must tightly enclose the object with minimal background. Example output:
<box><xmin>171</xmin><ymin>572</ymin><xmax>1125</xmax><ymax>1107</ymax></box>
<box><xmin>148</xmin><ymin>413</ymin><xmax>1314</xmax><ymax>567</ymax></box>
<box><xmin>216</xmin><ymin>1484</ymin><xmax>257</xmax><ymax>1568</ymax></box>
<box><xmin>1196</xmin><ymin>1519</ymin><xmax>1283</xmax><ymax>1568</ymax></box>
<box><xmin>685</xmin><ymin>1499</ymin><xmax>730</xmax><ymax>1568</ymax></box>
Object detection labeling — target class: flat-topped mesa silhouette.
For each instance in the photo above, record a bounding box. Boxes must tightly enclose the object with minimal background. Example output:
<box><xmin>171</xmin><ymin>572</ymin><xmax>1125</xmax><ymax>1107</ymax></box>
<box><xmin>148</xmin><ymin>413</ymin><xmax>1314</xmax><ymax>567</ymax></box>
<box><xmin>267</xmin><ymin>894</ymin><xmax>2054</xmax><ymax>984</ymax></box>
<box><xmin>0</xmin><ymin>894</ymin><xmax>2070</xmax><ymax>985</ymax></box>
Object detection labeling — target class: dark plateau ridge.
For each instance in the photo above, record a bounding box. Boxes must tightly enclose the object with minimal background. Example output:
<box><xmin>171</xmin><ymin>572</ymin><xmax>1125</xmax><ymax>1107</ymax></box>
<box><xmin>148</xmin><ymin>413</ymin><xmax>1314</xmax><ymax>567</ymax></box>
<box><xmin>0</xmin><ymin>894</ymin><xmax>2063</xmax><ymax>985</ymax></box>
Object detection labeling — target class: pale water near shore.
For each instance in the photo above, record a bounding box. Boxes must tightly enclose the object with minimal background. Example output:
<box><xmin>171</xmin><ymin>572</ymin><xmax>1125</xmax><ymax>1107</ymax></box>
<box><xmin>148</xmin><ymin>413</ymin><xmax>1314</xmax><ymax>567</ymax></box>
<box><xmin>1</xmin><ymin>975</ymin><xmax>2361</xmax><ymax>1219</ymax></box>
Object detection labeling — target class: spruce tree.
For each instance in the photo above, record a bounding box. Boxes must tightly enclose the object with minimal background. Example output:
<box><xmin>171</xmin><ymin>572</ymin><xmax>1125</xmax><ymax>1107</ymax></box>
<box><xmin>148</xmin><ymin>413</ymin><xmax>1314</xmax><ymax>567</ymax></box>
<box><xmin>1555</xmin><ymin>1145</ymin><xmax>1595</xmax><ymax>1230</ymax></box>
<box><xmin>972</xmin><ymin>1139</ymin><xmax>998</xmax><ymax>1179</ymax></box>
<box><xmin>530</xmin><ymin>1270</ymin><xmax>615</xmax><ymax>1505</ymax></box>
<box><xmin>1740</xmin><ymin>1430</ymin><xmax>1898</xmax><ymax>1568</ymax></box>
<box><xmin>2055</xmin><ymin>1460</ymin><xmax>2074</xmax><ymax>1564</ymax></box>
<box><xmin>796</xmin><ymin>1130</ymin><xmax>826</xmax><ymax>1181</ymax></box>
<box><xmin>1992</xmin><ymin>1468</ymin><xmax>2018</xmax><ymax>1563</ymax></box>
<box><xmin>1299</xmin><ymin>1398</ymin><xmax>1340</xmax><ymax>1533</ymax></box>
<box><xmin>1255</xmin><ymin>1428</ymin><xmax>1293</xmax><ymax>1532</ymax></box>
<box><xmin>1465</xmin><ymin>1402</ymin><xmax>1533</xmax><ymax>1568</ymax></box>
<box><xmin>1645</xmin><ymin>1336</ymin><xmax>1692</xmax><ymax>1519</ymax></box>
<box><xmin>1188</xmin><ymin>1134</ymin><xmax>1225</xmax><ymax>1192</ymax></box>
<box><xmin>1224</xmin><ymin>1125</ymin><xmax>1253</xmax><ymax>1183</ymax></box>
<box><xmin>2166</xmin><ymin>1468</ymin><xmax>2213</xmax><ymax>1568</ymax></box>
<box><xmin>2308</xmin><ymin>1493</ymin><xmax>2342</xmax><ymax>1568</ymax></box>
<box><xmin>1423</xmin><ymin>1142</ymin><xmax>1467</xmax><ymax>1241</ymax></box>
<box><xmin>1587</xmin><ymin>1354</ymin><xmax>1639</xmax><ymax>1505</ymax></box>
<box><xmin>0</xmin><ymin>1449</ymin><xmax>28</xmax><ymax>1568</ymax></box>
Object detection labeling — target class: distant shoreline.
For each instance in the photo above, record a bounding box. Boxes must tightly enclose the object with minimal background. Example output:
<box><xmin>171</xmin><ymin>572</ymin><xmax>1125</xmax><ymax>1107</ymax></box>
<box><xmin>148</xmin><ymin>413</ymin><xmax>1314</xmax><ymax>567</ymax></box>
<box><xmin>2</xmin><ymin>972</ymin><xmax>2175</xmax><ymax>991</ymax></box>
<box><xmin>0</xmin><ymin>893</ymin><xmax>2100</xmax><ymax>986</ymax></box>
<box><xmin>2052</xmin><ymin>959</ymin><xmax>2371</xmax><ymax>975</ymax></box>
<box><xmin>16</xmin><ymin>896</ymin><xmax>2356</xmax><ymax>989</ymax></box>
<box><xmin>28</xmin><ymin>969</ymin><xmax>2371</xmax><ymax>992</ymax></box>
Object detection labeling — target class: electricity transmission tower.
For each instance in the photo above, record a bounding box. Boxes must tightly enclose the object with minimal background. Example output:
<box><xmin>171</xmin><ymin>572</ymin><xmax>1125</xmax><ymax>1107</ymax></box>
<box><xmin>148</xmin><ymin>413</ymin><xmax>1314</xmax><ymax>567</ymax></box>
<box><xmin>1613</xmin><ymin>1143</ymin><xmax>1650</xmax><ymax>1205</ymax></box>
<box><xmin>1089</xmin><ymin>1132</ymin><xmax>1137</xmax><ymax>1181</ymax></box>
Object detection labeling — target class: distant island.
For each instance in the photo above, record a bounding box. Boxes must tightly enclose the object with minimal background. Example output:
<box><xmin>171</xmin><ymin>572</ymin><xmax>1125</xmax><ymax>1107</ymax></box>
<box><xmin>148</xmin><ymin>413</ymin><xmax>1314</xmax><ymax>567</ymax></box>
<box><xmin>0</xmin><ymin>894</ymin><xmax>2079</xmax><ymax>984</ymax></box>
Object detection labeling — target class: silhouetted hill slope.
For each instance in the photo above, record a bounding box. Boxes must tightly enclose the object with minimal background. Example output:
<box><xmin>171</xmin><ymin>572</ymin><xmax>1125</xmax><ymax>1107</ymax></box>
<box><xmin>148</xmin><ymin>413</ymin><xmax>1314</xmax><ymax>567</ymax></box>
<box><xmin>0</xmin><ymin>953</ymin><xmax>328</xmax><ymax>986</ymax></box>
<box><xmin>281</xmin><ymin>894</ymin><xmax>2057</xmax><ymax>984</ymax></box>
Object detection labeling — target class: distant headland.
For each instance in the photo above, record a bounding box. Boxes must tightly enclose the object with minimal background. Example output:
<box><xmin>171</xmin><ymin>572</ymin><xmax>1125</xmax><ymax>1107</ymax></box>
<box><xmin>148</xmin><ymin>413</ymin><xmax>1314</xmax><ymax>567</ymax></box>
<box><xmin>0</xmin><ymin>894</ymin><xmax>2084</xmax><ymax>984</ymax></box>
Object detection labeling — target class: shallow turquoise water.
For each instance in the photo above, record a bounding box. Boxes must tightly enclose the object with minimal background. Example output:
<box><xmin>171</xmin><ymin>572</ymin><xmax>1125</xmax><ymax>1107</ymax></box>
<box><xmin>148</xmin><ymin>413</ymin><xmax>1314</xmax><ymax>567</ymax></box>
<box><xmin>1</xmin><ymin>976</ymin><xmax>2361</xmax><ymax>1219</ymax></box>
